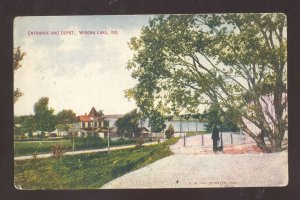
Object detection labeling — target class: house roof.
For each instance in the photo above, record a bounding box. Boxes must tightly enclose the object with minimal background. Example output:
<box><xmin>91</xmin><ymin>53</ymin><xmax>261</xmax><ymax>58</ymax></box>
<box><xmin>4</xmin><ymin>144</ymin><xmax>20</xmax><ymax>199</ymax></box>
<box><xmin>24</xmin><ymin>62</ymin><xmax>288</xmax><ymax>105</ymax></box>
<box><xmin>77</xmin><ymin>115</ymin><xmax>93</xmax><ymax>122</ymax></box>
<box><xmin>104</xmin><ymin>114</ymin><xmax>124</xmax><ymax>119</ymax></box>
<box><xmin>77</xmin><ymin>107</ymin><xmax>105</xmax><ymax>122</ymax></box>
<box><xmin>88</xmin><ymin>107</ymin><xmax>101</xmax><ymax>118</ymax></box>
<box><xmin>138</xmin><ymin>127</ymin><xmax>150</xmax><ymax>133</ymax></box>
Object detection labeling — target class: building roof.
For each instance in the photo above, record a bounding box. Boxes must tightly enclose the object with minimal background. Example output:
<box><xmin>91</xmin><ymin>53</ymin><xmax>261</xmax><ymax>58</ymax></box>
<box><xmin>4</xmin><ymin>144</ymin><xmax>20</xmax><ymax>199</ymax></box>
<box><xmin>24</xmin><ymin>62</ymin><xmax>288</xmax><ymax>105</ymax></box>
<box><xmin>77</xmin><ymin>115</ymin><xmax>93</xmax><ymax>122</ymax></box>
<box><xmin>88</xmin><ymin>107</ymin><xmax>101</xmax><ymax>118</ymax></box>
<box><xmin>77</xmin><ymin>107</ymin><xmax>105</xmax><ymax>122</ymax></box>
<box><xmin>104</xmin><ymin>114</ymin><xmax>124</xmax><ymax>119</ymax></box>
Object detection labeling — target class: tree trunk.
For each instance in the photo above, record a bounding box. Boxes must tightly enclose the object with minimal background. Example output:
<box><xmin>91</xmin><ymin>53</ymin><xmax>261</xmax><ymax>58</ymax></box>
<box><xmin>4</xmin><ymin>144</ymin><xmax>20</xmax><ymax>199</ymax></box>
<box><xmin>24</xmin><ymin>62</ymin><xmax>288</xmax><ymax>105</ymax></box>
<box><xmin>255</xmin><ymin>136</ymin><xmax>271</xmax><ymax>153</ymax></box>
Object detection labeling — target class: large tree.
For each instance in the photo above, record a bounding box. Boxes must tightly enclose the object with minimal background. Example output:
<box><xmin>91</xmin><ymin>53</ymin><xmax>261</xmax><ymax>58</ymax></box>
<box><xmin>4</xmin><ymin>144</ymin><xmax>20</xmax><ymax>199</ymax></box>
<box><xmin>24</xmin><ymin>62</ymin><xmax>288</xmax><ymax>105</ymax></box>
<box><xmin>34</xmin><ymin>97</ymin><xmax>56</xmax><ymax>134</ymax></box>
<box><xmin>14</xmin><ymin>115</ymin><xmax>37</xmax><ymax>139</ymax></box>
<box><xmin>13</xmin><ymin>47</ymin><xmax>26</xmax><ymax>103</ymax></box>
<box><xmin>126</xmin><ymin>14</ymin><xmax>287</xmax><ymax>153</ymax></box>
<box><xmin>202</xmin><ymin>104</ymin><xmax>239</xmax><ymax>132</ymax></box>
<box><xmin>55</xmin><ymin>109</ymin><xmax>77</xmax><ymax>135</ymax></box>
<box><xmin>148</xmin><ymin>110</ymin><xmax>166</xmax><ymax>133</ymax></box>
<box><xmin>115</xmin><ymin>109</ymin><xmax>141</xmax><ymax>138</ymax></box>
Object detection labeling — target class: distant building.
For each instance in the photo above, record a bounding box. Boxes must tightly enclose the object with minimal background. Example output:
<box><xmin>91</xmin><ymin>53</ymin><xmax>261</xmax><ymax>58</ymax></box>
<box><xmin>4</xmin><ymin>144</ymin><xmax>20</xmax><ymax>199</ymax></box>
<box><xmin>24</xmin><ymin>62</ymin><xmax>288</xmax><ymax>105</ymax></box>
<box><xmin>104</xmin><ymin>114</ymin><xmax>124</xmax><ymax>127</ymax></box>
<box><xmin>70</xmin><ymin>107</ymin><xmax>106</xmax><ymax>137</ymax></box>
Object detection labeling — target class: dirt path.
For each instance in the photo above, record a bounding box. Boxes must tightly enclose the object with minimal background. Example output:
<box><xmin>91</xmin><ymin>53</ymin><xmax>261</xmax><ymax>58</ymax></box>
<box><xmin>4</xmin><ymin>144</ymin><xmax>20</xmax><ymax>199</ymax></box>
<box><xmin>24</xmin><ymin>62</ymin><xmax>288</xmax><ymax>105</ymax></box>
<box><xmin>101</xmin><ymin>136</ymin><xmax>288</xmax><ymax>189</ymax></box>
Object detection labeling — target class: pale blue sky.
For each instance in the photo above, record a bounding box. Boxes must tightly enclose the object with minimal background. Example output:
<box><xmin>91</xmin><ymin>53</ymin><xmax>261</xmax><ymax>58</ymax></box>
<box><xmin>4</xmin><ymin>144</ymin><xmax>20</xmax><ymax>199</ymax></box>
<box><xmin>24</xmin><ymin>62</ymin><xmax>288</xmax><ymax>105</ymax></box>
<box><xmin>14</xmin><ymin>15</ymin><xmax>153</xmax><ymax>116</ymax></box>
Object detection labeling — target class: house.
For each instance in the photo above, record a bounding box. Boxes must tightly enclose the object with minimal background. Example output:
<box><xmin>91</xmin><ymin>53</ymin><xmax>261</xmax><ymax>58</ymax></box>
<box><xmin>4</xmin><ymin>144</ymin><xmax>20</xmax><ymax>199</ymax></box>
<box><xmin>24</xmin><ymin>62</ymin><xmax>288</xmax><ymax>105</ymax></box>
<box><xmin>69</xmin><ymin>107</ymin><xmax>106</xmax><ymax>137</ymax></box>
<box><xmin>103</xmin><ymin>114</ymin><xmax>124</xmax><ymax>127</ymax></box>
<box><xmin>138</xmin><ymin>127</ymin><xmax>151</xmax><ymax>138</ymax></box>
<box><xmin>107</xmin><ymin>126</ymin><xmax>119</xmax><ymax>138</ymax></box>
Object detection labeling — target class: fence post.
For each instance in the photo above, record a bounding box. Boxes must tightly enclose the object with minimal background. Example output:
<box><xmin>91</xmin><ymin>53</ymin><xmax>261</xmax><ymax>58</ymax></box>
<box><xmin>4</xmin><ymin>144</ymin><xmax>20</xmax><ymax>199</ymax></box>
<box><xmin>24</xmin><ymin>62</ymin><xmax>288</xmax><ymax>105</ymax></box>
<box><xmin>230</xmin><ymin>133</ymin><xmax>233</xmax><ymax>144</ymax></box>
<box><xmin>202</xmin><ymin>134</ymin><xmax>204</xmax><ymax>146</ymax></box>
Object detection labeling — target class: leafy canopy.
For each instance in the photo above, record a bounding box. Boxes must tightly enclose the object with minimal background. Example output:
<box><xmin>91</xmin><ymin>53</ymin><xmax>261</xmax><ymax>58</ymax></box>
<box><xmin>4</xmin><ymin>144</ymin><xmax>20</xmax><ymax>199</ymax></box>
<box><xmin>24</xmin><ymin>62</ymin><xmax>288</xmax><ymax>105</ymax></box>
<box><xmin>34</xmin><ymin>97</ymin><xmax>56</xmax><ymax>133</ymax></box>
<box><xmin>126</xmin><ymin>14</ymin><xmax>287</xmax><ymax>152</ymax></box>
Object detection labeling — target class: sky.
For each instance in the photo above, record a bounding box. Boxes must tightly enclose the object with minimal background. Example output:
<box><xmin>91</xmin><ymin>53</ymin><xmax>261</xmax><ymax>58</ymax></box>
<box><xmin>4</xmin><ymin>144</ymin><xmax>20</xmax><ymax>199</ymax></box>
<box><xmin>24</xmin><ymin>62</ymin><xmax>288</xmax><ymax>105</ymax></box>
<box><xmin>14</xmin><ymin>15</ymin><xmax>153</xmax><ymax>116</ymax></box>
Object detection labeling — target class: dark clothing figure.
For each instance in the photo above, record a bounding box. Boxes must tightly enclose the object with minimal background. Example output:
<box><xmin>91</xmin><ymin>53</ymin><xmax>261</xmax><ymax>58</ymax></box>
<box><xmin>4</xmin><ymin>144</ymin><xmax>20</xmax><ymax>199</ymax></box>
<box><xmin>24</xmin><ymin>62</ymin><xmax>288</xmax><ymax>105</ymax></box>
<box><xmin>211</xmin><ymin>126</ymin><xmax>220</xmax><ymax>152</ymax></box>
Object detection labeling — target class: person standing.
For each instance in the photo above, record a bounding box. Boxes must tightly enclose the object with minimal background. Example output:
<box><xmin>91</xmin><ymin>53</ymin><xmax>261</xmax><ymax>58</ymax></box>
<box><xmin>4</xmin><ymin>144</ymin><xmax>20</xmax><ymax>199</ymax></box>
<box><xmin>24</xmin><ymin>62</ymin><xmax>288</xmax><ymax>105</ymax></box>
<box><xmin>211</xmin><ymin>125</ymin><xmax>220</xmax><ymax>152</ymax></box>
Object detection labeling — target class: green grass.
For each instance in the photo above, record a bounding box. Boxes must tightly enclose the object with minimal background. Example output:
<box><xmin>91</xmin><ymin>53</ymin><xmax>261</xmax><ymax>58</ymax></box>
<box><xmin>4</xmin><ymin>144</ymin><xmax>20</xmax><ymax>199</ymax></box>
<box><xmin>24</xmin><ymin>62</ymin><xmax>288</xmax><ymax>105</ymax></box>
<box><xmin>14</xmin><ymin>137</ymin><xmax>179</xmax><ymax>190</ymax></box>
<box><xmin>14</xmin><ymin>137</ymin><xmax>153</xmax><ymax>157</ymax></box>
<box><xmin>186</xmin><ymin>131</ymin><xmax>206</xmax><ymax>137</ymax></box>
<box><xmin>14</xmin><ymin>140</ymin><xmax>71</xmax><ymax>156</ymax></box>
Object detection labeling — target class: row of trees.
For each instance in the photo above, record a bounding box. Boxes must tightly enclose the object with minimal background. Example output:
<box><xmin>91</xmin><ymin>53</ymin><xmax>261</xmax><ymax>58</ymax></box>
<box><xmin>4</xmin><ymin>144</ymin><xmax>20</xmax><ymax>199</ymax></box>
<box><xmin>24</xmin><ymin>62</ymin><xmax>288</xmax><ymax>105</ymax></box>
<box><xmin>126</xmin><ymin>14</ymin><xmax>287</xmax><ymax>152</ymax></box>
<box><xmin>14</xmin><ymin>97</ymin><xmax>77</xmax><ymax>138</ymax></box>
<box><xmin>115</xmin><ymin>109</ymin><xmax>175</xmax><ymax>138</ymax></box>
<box><xmin>114</xmin><ymin>107</ymin><xmax>236</xmax><ymax>138</ymax></box>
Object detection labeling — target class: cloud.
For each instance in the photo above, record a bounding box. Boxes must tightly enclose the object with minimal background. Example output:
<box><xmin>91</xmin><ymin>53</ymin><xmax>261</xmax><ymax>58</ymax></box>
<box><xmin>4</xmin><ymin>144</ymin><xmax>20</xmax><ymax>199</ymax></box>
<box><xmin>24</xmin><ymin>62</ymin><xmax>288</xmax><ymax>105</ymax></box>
<box><xmin>58</xmin><ymin>26</ymin><xmax>83</xmax><ymax>52</ymax></box>
<box><xmin>14</xmin><ymin>16</ymin><xmax>148</xmax><ymax>116</ymax></box>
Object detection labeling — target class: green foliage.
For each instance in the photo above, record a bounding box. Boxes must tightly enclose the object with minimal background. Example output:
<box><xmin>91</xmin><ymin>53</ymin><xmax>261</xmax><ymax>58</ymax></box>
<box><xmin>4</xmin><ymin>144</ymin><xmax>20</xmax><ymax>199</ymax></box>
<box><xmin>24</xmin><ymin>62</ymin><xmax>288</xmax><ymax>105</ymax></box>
<box><xmin>148</xmin><ymin>110</ymin><xmax>166</xmax><ymax>133</ymax></box>
<box><xmin>127</xmin><ymin>14</ymin><xmax>287</xmax><ymax>152</ymax></box>
<box><xmin>34</xmin><ymin>97</ymin><xmax>56</xmax><ymax>134</ymax></box>
<box><xmin>74</xmin><ymin>136</ymin><xmax>106</xmax><ymax>149</ymax></box>
<box><xmin>14</xmin><ymin>137</ymin><xmax>154</xmax><ymax>157</ymax></box>
<box><xmin>14</xmin><ymin>47</ymin><xmax>26</xmax><ymax>103</ymax></box>
<box><xmin>202</xmin><ymin>104</ymin><xmax>239</xmax><ymax>132</ymax></box>
<box><xmin>55</xmin><ymin>109</ymin><xmax>77</xmax><ymax>136</ymax></box>
<box><xmin>14</xmin><ymin>137</ymin><xmax>179</xmax><ymax>189</ymax></box>
<box><xmin>186</xmin><ymin>131</ymin><xmax>206</xmax><ymax>137</ymax></box>
<box><xmin>14</xmin><ymin>115</ymin><xmax>38</xmax><ymax>140</ymax></box>
<box><xmin>165</xmin><ymin>124</ymin><xmax>175</xmax><ymax>139</ymax></box>
<box><xmin>14</xmin><ymin>140</ymin><xmax>71</xmax><ymax>156</ymax></box>
<box><xmin>115</xmin><ymin>109</ymin><xmax>141</xmax><ymax>138</ymax></box>
<box><xmin>55</xmin><ymin>109</ymin><xmax>77</xmax><ymax>133</ymax></box>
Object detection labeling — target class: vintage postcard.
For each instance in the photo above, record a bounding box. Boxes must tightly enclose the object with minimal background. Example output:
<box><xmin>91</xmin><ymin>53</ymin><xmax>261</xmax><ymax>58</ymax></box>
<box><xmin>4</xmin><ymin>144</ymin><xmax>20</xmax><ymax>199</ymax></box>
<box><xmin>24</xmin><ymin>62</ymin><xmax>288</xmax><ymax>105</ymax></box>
<box><xmin>13</xmin><ymin>14</ymin><xmax>288</xmax><ymax>189</ymax></box>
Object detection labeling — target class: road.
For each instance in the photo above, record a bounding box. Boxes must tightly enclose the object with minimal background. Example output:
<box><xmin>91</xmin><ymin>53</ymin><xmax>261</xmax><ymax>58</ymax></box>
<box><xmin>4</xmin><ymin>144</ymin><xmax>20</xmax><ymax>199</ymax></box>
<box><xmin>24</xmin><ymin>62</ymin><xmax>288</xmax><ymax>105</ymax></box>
<box><xmin>101</xmin><ymin>135</ymin><xmax>288</xmax><ymax>188</ymax></box>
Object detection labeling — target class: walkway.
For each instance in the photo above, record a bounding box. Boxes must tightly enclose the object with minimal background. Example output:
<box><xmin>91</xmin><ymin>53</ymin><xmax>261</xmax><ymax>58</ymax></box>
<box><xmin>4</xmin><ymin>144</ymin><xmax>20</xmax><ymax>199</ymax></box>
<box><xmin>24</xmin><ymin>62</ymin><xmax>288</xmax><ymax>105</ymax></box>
<box><xmin>101</xmin><ymin>135</ymin><xmax>288</xmax><ymax>188</ymax></box>
<box><xmin>170</xmin><ymin>134</ymin><xmax>262</xmax><ymax>155</ymax></box>
<box><xmin>14</xmin><ymin>141</ymin><xmax>159</xmax><ymax>161</ymax></box>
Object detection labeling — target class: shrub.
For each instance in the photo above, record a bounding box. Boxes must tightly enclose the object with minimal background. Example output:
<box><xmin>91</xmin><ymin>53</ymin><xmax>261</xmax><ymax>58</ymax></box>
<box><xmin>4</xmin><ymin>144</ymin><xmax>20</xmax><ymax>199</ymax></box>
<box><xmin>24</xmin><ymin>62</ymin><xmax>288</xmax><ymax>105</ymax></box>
<box><xmin>117</xmin><ymin>137</ymin><xmax>125</xmax><ymax>143</ymax></box>
<box><xmin>51</xmin><ymin>144</ymin><xmax>68</xmax><ymax>158</ymax></box>
<box><xmin>165</xmin><ymin>124</ymin><xmax>175</xmax><ymax>139</ymax></box>
<box><xmin>74</xmin><ymin>136</ymin><xmax>106</xmax><ymax>150</ymax></box>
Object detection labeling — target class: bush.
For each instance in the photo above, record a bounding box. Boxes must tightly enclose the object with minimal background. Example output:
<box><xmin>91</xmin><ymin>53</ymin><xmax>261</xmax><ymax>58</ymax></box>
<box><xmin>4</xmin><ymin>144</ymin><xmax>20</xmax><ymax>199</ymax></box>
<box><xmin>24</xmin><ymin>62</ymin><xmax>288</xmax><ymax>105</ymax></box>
<box><xmin>74</xmin><ymin>136</ymin><xmax>106</xmax><ymax>150</ymax></box>
<box><xmin>117</xmin><ymin>137</ymin><xmax>125</xmax><ymax>143</ymax></box>
<box><xmin>51</xmin><ymin>144</ymin><xmax>68</xmax><ymax>158</ymax></box>
<box><xmin>165</xmin><ymin>124</ymin><xmax>175</xmax><ymax>139</ymax></box>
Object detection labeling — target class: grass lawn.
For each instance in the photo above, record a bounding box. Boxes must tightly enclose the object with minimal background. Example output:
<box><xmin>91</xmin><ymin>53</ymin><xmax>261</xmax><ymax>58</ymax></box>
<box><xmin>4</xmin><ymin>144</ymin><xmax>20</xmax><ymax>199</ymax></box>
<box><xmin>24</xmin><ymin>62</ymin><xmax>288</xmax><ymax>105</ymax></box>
<box><xmin>14</xmin><ymin>137</ymin><xmax>153</xmax><ymax>157</ymax></box>
<box><xmin>186</xmin><ymin>131</ymin><xmax>206</xmax><ymax>137</ymax></box>
<box><xmin>14</xmin><ymin>137</ymin><xmax>179</xmax><ymax>190</ymax></box>
<box><xmin>14</xmin><ymin>140</ymin><xmax>71</xmax><ymax>157</ymax></box>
